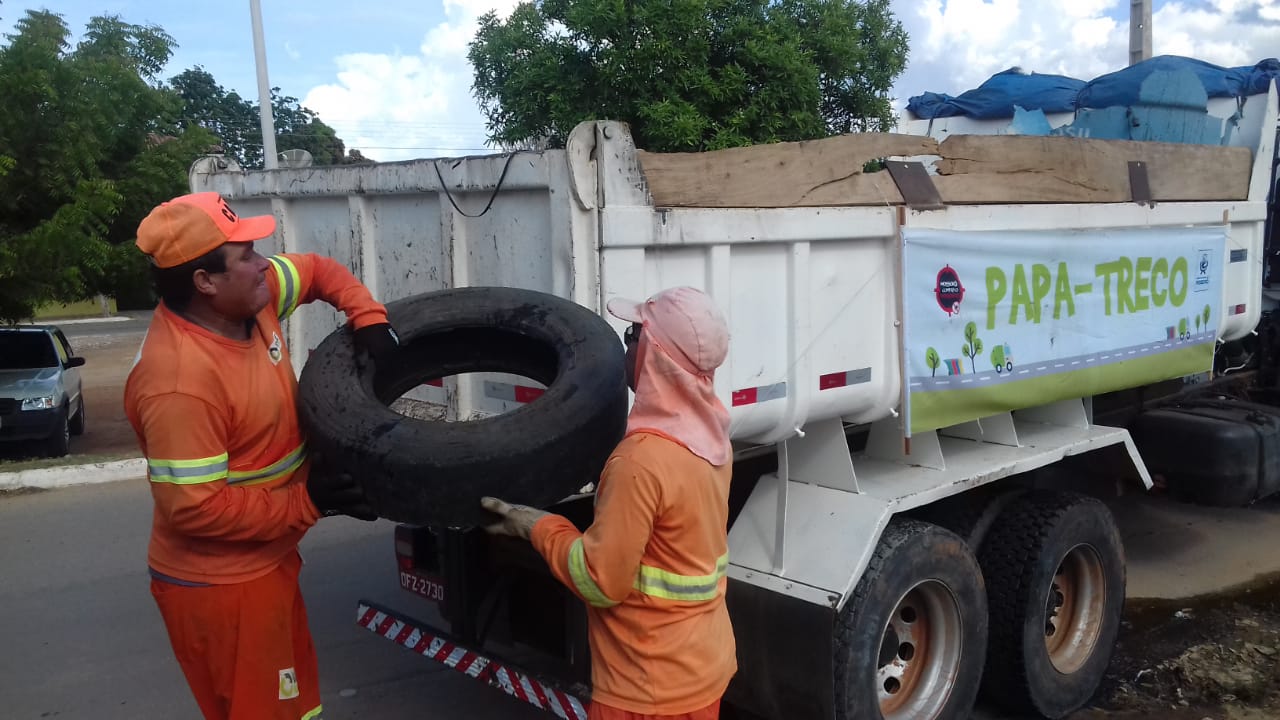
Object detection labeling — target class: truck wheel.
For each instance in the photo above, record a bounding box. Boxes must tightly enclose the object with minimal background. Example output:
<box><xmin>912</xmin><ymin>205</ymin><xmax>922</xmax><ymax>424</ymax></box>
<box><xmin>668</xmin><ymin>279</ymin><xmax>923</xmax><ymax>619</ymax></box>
<box><xmin>907</xmin><ymin>489</ymin><xmax>1028</xmax><ymax>550</ymax></box>
<box><xmin>45</xmin><ymin>405</ymin><xmax>71</xmax><ymax>457</ymax></box>
<box><xmin>834</xmin><ymin>519</ymin><xmax>987</xmax><ymax>720</ymax></box>
<box><xmin>298</xmin><ymin>287</ymin><xmax>629</xmax><ymax>528</ymax></box>
<box><xmin>977</xmin><ymin>492</ymin><xmax>1124</xmax><ymax>718</ymax></box>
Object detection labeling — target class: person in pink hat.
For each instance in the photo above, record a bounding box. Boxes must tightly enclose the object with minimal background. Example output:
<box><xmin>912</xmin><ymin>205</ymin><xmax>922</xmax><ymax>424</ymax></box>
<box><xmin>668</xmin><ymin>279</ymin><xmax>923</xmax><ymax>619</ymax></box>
<box><xmin>483</xmin><ymin>286</ymin><xmax>737</xmax><ymax>720</ymax></box>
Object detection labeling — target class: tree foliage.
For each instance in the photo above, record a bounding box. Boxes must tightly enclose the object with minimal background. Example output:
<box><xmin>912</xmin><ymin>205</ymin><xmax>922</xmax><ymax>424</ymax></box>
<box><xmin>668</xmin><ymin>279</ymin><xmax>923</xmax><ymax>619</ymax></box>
<box><xmin>468</xmin><ymin>0</ymin><xmax>908</xmax><ymax>152</ymax></box>
<box><xmin>171</xmin><ymin>67</ymin><xmax>351</xmax><ymax>168</ymax></box>
<box><xmin>0</xmin><ymin>9</ymin><xmax>354</xmax><ymax>321</ymax></box>
<box><xmin>0</xmin><ymin>10</ymin><xmax>217</xmax><ymax>322</ymax></box>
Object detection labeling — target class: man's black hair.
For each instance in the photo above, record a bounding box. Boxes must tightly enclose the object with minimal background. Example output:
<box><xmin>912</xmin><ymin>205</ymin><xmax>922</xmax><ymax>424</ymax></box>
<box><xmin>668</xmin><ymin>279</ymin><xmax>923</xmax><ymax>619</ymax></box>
<box><xmin>151</xmin><ymin>246</ymin><xmax>228</xmax><ymax>312</ymax></box>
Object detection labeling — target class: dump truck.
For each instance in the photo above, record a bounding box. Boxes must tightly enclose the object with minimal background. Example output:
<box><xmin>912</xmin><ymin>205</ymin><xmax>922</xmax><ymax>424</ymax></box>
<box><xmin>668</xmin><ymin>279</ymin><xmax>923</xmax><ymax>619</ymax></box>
<box><xmin>189</xmin><ymin>57</ymin><xmax>1279</xmax><ymax>720</ymax></box>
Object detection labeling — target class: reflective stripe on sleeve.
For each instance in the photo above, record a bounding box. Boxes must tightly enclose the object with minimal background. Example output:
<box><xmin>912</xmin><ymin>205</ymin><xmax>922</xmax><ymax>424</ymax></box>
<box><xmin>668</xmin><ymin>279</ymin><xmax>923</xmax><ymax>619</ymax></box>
<box><xmin>269</xmin><ymin>255</ymin><xmax>303</xmax><ymax>321</ymax></box>
<box><xmin>226</xmin><ymin>442</ymin><xmax>307</xmax><ymax>486</ymax></box>
<box><xmin>147</xmin><ymin>453</ymin><xmax>230</xmax><ymax>485</ymax></box>
<box><xmin>300</xmin><ymin>705</ymin><xmax>323</xmax><ymax>720</ymax></box>
<box><xmin>568</xmin><ymin>538</ymin><xmax>619</xmax><ymax>608</ymax></box>
<box><xmin>633</xmin><ymin>553</ymin><xmax>729</xmax><ymax>603</ymax></box>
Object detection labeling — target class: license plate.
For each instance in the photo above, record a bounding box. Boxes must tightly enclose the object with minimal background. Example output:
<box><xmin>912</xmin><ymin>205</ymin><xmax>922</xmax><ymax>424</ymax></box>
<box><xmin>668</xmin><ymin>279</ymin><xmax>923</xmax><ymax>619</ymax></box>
<box><xmin>400</xmin><ymin>570</ymin><xmax>446</xmax><ymax>603</ymax></box>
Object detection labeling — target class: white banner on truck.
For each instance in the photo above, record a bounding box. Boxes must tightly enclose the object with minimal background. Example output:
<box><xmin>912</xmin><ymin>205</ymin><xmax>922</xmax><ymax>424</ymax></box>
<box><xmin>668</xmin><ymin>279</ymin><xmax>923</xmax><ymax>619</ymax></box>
<box><xmin>902</xmin><ymin>226</ymin><xmax>1226</xmax><ymax>435</ymax></box>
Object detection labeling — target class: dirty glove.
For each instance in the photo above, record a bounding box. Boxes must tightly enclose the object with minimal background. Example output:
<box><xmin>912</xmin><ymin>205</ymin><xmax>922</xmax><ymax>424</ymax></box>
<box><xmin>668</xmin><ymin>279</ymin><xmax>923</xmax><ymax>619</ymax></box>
<box><xmin>353</xmin><ymin>322</ymin><xmax>401</xmax><ymax>371</ymax></box>
<box><xmin>308</xmin><ymin>471</ymin><xmax>377</xmax><ymax>521</ymax></box>
<box><xmin>480</xmin><ymin>497</ymin><xmax>548</xmax><ymax>540</ymax></box>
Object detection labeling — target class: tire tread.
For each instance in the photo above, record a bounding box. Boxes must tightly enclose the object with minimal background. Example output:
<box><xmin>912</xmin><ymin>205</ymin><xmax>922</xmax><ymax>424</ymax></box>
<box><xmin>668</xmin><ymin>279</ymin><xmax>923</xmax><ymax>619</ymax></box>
<box><xmin>978</xmin><ymin>491</ymin><xmax>1122</xmax><ymax>717</ymax></box>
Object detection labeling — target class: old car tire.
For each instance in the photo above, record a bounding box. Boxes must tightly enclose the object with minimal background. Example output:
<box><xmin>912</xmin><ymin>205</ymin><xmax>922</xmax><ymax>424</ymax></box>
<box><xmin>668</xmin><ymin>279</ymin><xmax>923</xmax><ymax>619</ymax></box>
<box><xmin>298</xmin><ymin>287</ymin><xmax>629</xmax><ymax>528</ymax></box>
<box><xmin>834</xmin><ymin>519</ymin><xmax>987</xmax><ymax>720</ymax></box>
<box><xmin>46</xmin><ymin>405</ymin><xmax>70</xmax><ymax>457</ymax></box>
<box><xmin>978</xmin><ymin>492</ymin><xmax>1125</xmax><ymax>718</ymax></box>
<box><xmin>70</xmin><ymin>400</ymin><xmax>86</xmax><ymax>436</ymax></box>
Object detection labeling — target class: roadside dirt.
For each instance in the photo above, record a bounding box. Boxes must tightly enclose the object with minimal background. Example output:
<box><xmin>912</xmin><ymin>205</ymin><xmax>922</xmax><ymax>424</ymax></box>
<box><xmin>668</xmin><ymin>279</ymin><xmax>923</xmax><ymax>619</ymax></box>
<box><xmin>67</xmin><ymin>330</ymin><xmax>145</xmax><ymax>456</ymax></box>
<box><xmin>1069</xmin><ymin>576</ymin><xmax>1280</xmax><ymax>720</ymax></box>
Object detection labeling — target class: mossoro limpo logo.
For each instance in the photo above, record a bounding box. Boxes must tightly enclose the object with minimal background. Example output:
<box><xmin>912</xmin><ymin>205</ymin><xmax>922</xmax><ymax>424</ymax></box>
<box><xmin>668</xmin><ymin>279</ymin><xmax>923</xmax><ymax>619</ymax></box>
<box><xmin>935</xmin><ymin>264</ymin><xmax>964</xmax><ymax>315</ymax></box>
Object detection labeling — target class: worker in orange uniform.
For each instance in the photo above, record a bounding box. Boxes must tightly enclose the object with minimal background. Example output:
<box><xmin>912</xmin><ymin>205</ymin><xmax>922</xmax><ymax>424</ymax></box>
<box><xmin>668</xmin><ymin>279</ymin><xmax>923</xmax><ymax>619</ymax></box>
<box><xmin>482</xmin><ymin>286</ymin><xmax>737</xmax><ymax>720</ymax></box>
<box><xmin>124</xmin><ymin>192</ymin><xmax>397</xmax><ymax>720</ymax></box>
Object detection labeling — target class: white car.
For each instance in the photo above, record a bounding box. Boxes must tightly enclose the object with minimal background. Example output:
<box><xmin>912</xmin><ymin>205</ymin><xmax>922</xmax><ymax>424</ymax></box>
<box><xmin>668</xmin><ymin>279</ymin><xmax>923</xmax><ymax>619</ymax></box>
<box><xmin>0</xmin><ymin>325</ymin><xmax>86</xmax><ymax>457</ymax></box>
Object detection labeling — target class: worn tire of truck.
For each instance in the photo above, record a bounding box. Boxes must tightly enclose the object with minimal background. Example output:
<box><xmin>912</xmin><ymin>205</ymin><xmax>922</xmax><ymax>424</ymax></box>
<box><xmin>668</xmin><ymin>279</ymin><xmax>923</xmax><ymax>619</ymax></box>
<box><xmin>834</xmin><ymin>519</ymin><xmax>988</xmax><ymax>720</ymax></box>
<box><xmin>977</xmin><ymin>492</ymin><xmax>1125</xmax><ymax>719</ymax></box>
<box><xmin>298</xmin><ymin>287</ymin><xmax>630</xmax><ymax>528</ymax></box>
<box><xmin>907</xmin><ymin>487</ymin><xmax>1028</xmax><ymax>549</ymax></box>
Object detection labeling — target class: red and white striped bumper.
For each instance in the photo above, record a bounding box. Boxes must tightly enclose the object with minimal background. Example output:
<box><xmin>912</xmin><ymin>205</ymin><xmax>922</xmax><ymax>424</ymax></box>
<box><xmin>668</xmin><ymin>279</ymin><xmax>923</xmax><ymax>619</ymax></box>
<box><xmin>356</xmin><ymin>600</ymin><xmax>589</xmax><ymax>720</ymax></box>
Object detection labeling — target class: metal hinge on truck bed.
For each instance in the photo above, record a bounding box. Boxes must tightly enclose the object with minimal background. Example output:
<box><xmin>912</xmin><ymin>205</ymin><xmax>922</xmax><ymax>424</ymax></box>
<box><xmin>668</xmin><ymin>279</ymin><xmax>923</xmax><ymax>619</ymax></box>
<box><xmin>356</xmin><ymin>600</ymin><xmax>589</xmax><ymax>720</ymax></box>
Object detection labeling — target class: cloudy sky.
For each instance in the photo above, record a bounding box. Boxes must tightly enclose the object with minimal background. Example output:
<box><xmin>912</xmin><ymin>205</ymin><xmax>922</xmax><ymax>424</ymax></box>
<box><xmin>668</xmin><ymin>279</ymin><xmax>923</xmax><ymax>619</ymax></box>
<box><xmin>10</xmin><ymin>0</ymin><xmax>1279</xmax><ymax>161</ymax></box>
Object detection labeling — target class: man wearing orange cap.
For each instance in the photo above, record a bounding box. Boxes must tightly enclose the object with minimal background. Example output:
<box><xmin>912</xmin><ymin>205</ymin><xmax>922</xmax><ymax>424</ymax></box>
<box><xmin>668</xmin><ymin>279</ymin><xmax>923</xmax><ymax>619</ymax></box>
<box><xmin>124</xmin><ymin>192</ymin><xmax>397</xmax><ymax>720</ymax></box>
<box><xmin>482</xmin><ymin>287</ymin><xmax>737</xmax><ymax>720</ymax></box>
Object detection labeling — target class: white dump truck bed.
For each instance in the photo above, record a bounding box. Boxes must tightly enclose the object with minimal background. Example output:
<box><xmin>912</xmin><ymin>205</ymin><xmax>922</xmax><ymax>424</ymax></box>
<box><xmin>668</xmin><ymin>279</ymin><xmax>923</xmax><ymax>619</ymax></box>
<box><xmin>190</xmin><ymin>83</ymin><xmax>1275</xmax><ymax>448</ymax></box>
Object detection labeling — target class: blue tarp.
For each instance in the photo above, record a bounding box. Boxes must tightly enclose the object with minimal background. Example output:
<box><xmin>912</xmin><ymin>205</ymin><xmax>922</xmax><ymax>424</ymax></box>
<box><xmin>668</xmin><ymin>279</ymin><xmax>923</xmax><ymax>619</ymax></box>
<box><xmin>907</xmin><ymin>55</ymin><xmax>1280</xmax><ymax>120</ymax></box>
<box><xmin>907</xmin><ymin>69</ymin><xmax>1085</xmax><ymax>120</ymax></box>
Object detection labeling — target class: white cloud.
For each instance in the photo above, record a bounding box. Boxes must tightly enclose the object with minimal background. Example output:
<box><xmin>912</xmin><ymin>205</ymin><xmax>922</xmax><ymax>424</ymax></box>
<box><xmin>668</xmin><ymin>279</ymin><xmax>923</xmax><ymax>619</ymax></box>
<box><xmin>302</xmin><ymin>0</ymin><xmax>1280</xmax><ymax>157</ymax></box>
<box><xmin>891</xmin><ymin>0</ymin><xmax>1280</xmax><ymax>119</ymax></box>
<box><xmin>301</xmin><ymin>0</ymin><xmax>521</xmax><ymax>160</ymax></box>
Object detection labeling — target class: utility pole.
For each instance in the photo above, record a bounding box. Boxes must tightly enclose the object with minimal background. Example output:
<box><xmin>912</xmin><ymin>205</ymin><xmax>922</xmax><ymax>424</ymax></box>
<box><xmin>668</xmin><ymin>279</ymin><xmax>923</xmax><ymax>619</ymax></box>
<box><xmin>250</xmin><ymin>0</ymin><xmax>279</xmax><ymax>169</ymax></box>
<box><xmin>1129</xmin><ymin>0</ymin><xmax>1152</xmax><ymax>65</ymax></box>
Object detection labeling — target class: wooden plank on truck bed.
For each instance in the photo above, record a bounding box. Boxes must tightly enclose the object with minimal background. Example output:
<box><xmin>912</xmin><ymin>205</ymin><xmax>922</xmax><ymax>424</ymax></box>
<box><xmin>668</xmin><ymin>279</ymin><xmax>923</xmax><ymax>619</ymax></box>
<box><xmin>636</xmin><ymin>133</ymin><xmax>939</xmax><ymax>208</ymax></box>
<box><xmin>934</xmin><ymin>135</ymin><xmax>1252</xmax><ymax>203</ymax></box>
<box><xmin>636</xmin><ymin>132</ymin><xmax>1251</xmax><ymax>207</ymax></box>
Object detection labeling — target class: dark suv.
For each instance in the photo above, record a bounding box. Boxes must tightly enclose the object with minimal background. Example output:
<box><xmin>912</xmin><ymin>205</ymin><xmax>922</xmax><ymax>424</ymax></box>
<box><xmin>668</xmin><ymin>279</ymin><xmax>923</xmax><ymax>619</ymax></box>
<box><xmin>0</xmin><ymin>326</ymin><xmax>86</xmax><ymax>457</ymax></box>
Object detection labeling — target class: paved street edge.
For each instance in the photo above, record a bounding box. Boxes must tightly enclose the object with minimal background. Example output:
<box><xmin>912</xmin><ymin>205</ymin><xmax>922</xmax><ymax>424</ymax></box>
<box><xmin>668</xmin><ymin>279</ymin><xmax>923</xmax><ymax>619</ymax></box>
<box><xmin>0</xmin><ymin>457</ymin><xmax>145</xmax><ymax>491</ymax></box>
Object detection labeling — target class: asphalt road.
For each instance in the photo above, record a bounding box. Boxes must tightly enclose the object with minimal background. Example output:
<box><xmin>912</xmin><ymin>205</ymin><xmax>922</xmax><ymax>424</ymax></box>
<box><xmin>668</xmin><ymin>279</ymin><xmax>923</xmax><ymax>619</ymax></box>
<box><xmin>2</xmin><ymin>479</ymin><xmax>1038</xmax><ymax>720</ymax></box>
<box><xmin>0</xmin><ymin>480</ymin><xmax>547</xmax><ymax>720</ymax></box>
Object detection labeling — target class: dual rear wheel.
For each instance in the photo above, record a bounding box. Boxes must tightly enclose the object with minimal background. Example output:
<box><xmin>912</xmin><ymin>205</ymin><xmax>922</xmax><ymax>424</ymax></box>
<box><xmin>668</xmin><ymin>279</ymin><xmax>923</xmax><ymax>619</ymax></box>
<box><xmin>835</xmin><ymin>492</ymin><xmax>1124</xmax><ymax>720</ymax></box>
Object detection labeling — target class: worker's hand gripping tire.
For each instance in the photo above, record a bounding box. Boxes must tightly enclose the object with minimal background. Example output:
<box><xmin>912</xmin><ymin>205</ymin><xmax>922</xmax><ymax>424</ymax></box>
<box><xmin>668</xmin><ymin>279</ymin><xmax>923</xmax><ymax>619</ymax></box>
<box><xmin>307</xmin><ymin>471</ymin><xmax>377</xmax><ymax>521</ymax></box>
<box><xmin>479</xmin><ymin>496</ymin><xmax>548</xmax><ymax>540</ymax></box>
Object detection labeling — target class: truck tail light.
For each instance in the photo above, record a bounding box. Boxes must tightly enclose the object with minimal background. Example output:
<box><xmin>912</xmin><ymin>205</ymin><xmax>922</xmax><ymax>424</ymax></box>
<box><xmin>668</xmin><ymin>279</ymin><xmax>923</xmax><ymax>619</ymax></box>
<box><xmin>395</xmin><ymin>525</ymin><xmax>415</xmax><ymax>570</ymax></box>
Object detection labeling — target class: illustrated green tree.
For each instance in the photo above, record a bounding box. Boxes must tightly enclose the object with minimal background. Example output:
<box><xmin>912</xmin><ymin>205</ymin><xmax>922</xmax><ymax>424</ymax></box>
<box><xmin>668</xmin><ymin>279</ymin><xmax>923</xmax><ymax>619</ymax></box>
<box><xmin>990</xmin><ymin>344</ymin><xmax>1005</xmax><ymax>371</ymax></box>
<box><xmin>1203</xmin><ymin>304</ymin><xmax>1211</xmax><ymax>332</ymax></box>
<box><xmin>468</xmin><ymin>0</ymin><xmax>909</xmax><ymax>152</ymax></box>
<box><xmin>0</xmin><ymin>11</ymin><xmax>218</xmax><ymax>322</ymax></box>
<box><xmin>1179</xmin><ymin>317</ymin><xmax>1188</xmax><ymax>338</ymax></box>
<box><xmin>962</xmin><ymin>321</ymin><xmax>983</xmax><ymax>373</ymax></box>
<box><xmin>1196</xmin><ymin>314</ymin><xmax>1201</xmax><ymax>334</ymax></box>
<box><xmin>925</xmin><ymin>347</ymin><xmax>940</xmax><ymax>377</ymax></box>
<box><xmin>170</xmin><ymin>67</ymin><xmax>348</xmax><ymax>168</ymax></box>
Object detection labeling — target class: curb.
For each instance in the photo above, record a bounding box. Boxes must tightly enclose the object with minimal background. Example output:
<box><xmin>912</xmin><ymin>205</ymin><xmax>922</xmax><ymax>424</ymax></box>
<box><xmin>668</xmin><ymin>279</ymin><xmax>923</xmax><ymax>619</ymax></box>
<box><xmin>0</xmin><ymin>457</ymin><xmax>146</xmax><ymax>491</ymax></box>
<box><xmin>22</xmin><ymin>315</ymin><xmax>133</xmax><ymax>326</ymax></box>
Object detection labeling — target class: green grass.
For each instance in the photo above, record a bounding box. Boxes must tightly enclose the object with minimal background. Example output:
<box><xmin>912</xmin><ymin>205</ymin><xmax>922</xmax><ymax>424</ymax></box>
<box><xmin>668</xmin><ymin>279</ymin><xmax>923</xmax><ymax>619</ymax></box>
<box><xmin>33</xmin><ymin>297</ymin><xmax>117</xmax><ymax>321</ymax></box>
<box><xmin>0</xmin><ymin>450</ymin><xmax>139</xmax><ymax>473</ymax></box>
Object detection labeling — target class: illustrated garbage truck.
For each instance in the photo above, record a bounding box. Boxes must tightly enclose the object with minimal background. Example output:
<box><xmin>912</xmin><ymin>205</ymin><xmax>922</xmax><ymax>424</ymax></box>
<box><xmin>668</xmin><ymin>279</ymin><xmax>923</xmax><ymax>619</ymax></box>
<box><xmin>189</xmin><ymin>56</ymin><xmax>1280</xmax><ymax>720</ymax></box>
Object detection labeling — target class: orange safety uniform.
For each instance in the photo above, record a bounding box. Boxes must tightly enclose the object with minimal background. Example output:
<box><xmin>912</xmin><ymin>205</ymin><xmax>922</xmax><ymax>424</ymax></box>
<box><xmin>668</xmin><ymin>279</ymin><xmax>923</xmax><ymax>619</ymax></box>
<box><xmin>125</xmin><ymin>252</ymin><xmax>387</xmax><ymax>720</ymax></box>
<box><xmin>531</xmin><ymin>431</ymin><xmax>737</xmax><ymax>717</ymax></box>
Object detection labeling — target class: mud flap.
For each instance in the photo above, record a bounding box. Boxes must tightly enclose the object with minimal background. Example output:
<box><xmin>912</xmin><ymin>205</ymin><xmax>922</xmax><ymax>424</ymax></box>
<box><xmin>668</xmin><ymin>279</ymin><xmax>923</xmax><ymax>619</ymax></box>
<box><xmin>724</xmin><ymin>578</ymin><xmax>837</xmax><ymax>720</ymax></box>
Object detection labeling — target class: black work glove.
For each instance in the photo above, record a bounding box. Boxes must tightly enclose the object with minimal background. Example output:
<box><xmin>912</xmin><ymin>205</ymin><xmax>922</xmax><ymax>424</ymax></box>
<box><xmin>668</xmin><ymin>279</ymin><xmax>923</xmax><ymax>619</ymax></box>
<box><xmin>353</xmin><ymin>322</ymin><xmax>401</xmax><ymax>371</ymax></box>
<box><xmin>308</xmin><ymin>471</ymin><xmax>377</xmax><ymax>521</ymax></box>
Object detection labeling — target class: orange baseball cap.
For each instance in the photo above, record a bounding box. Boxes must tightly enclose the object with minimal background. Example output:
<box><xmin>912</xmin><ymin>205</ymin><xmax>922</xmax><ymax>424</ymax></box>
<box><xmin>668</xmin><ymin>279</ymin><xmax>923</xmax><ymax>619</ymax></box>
<box><xmin>135</xmin><ymin>192</ymin><xmax>276</xmax><ymax>268</ymax></box>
